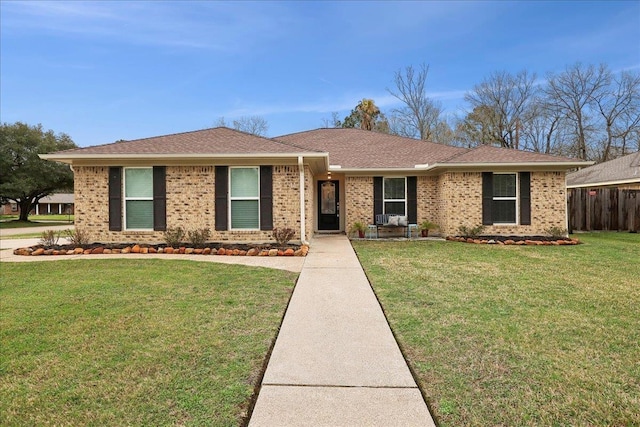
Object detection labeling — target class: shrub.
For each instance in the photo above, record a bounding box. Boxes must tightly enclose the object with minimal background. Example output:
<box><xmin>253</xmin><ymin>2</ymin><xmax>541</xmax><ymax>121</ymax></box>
<box><xmin>163</xmin><ymin>226</ymin><xmax>185</xmax><ymax>247</ymax></box>
<box><xmin>545</xmin><ymin>226</ymin><xmax>568</xmax><ymax>239</ymax></box>
<box><xmin>272</xmin><ymin>227</ymin><xmax>295</xmax><ymax>246</ymax></box>
<box><xmin>458</xmin><ymin>224</ymin><xmax>485</xmax><ymax>238</ymax></box>
<box><xmin>187</xmin><ymin>228</ymin><xmax>211</xmax><ymax>247</ymax></box>
<box><xmin>349</xmin><ymin>221</ymin><xmax>367</xmax><ymax>237</ymax></box>
<box><xmin>39</xmin><ymin>229</ymin><xmax>61</xmax><ymax>246</ymax></box>
<box><xmin>64</xmin><ymin>228</ymin><xmax>90</xmax><ymax>245</ymax></box>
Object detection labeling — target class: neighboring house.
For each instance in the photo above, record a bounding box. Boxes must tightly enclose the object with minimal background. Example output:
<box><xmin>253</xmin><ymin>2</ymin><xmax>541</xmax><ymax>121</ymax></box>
<box><xmin>1</xmin><ymin>194</ymin><xmax>74</xmax><ymax>216</ymax></box>
<box><xmin>41</xmin><ymin>127</ymin><xmax>589</xmax><ymax>243</ymax></box>
<box><xmin>32</xmin><ymin>193</ymin><xmax>75</xmax><ymax>215</ymax></box>
<box><xmin>566</xmin><ymin>151</ymin><xmax>640</xmax><ymax>190</ymax></box>
<box><xmin>566</xmin><ymin>152</ymin><xmax>640</xmax><ymax>232</ymax></box>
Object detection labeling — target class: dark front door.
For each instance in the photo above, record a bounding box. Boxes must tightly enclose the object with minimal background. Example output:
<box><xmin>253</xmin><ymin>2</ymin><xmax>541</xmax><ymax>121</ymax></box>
<box><xmin>318</xmin><ymin>180</ymin><xmax>340</xmax><ymax>231</ymax></box>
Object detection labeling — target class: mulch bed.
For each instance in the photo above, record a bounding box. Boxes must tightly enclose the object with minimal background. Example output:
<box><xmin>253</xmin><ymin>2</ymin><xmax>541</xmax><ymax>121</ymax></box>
<box><xmin>13</xmin><ymin>242</ymin><xmax>309</xmax><ymax>257</ymax></box>
<box><xmin>447</xmin><ymin>235</ymin><xmax>580</xmax><ymax>245</ymax></box>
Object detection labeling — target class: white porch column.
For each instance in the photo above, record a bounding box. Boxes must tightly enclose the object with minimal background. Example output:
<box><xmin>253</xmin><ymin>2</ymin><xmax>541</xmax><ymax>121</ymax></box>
<box><xmin>298</xmin><ymin>156</ymin><xmax>309</xmax><ymax>245</ymax></box>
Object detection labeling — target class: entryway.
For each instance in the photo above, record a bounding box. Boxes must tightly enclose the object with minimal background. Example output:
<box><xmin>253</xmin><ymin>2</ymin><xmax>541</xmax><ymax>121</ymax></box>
<box><xmin>317</xmin><ymin>180</ymin><xmax>340</xmax><ymax>231</ymax></box>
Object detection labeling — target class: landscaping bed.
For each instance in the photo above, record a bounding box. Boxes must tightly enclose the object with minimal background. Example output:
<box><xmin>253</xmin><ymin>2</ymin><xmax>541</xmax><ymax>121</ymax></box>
<box><xmin>447</xmin><ymin>235</ymin><xmax>580</xmax><ymax>245</ymax></box>
<box><xmin>13</xmin><ymin>242</ymin><xmax>309</xmax><ymax>257</ymax></box>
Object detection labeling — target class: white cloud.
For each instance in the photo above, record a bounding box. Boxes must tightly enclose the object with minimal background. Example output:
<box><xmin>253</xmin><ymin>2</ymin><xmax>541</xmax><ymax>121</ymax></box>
<box><xmin>1</xmin><ymin>1</ymin><xmax>293</xmax><ymax>51</ymax></box>
<box><xmin>218</xmin><ymin>87</ymin><xmax>467</xmax><ymax>119</ymax></box>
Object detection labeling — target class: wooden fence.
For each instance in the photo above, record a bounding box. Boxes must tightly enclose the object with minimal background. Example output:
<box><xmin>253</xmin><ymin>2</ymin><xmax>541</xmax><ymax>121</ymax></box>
<box><xmin>568</xmin><ymin>188</ymin><xmax>640</xmax><ymax>232</ymax></box>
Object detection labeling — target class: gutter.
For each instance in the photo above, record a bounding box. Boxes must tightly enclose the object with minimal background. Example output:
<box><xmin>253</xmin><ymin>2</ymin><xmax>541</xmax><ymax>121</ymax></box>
<box><xmin>566</xmin><ymin>178</ymin><xmax>640</xmax><ymax>189</ymax></box>
<box><xmin>39</xmin><ymin>152</ymin><xmax>329</xmax><ymax>165</ymax></box>
<box><xmin>298</xmin><ymin>156</ymin><xmax>310</xmax><ymax>245</ymax></box>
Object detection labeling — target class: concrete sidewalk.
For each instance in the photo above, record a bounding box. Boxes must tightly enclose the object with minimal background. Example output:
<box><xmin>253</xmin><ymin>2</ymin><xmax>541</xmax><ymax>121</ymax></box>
<box><xmin>249</xmin><ymin>235</ymin><xmax>435</xmax><ymax>426</ymax></box>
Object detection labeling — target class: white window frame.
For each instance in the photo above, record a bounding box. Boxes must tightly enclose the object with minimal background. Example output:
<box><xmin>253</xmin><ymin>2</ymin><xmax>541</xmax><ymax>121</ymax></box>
<box><xmin>492</xmin><ymin>172</ymin><xmax>518</xmax><ymax>225</ymax></box>
<box><xmin>123</xmin><ymin>167</ymin><xmax>154</xmax><ymax>231</ymax></box>
<box><xmin>229</xmin><ymin>166</ymin><xmax>260</xmax><ymax>230</ymax></box>
<box><xmin>383</xmin><ymin>176</ymin><xmax>407</xmax><ymax>217</ymax></box>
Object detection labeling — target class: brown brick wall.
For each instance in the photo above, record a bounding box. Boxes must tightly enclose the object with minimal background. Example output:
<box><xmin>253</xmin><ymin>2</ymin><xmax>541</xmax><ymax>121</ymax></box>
<box><xmin>345</xmin><ymin>176</ymin><xmax>374</xmax><ymax>233</ymax></box>
<box><xmin>437</xmin><ymin>171</ymin><xmax>567</xmax><ymax>236</ymax></box>
<box><xmin>417</xmin><ymin>175</ymin><xmax>439</xmax><ymax>230</ymax></box>
<box><xmin>75</xmin><ymin>166</ymin><xmax>569</xmax><ymax>242</ymax></box>
<box><xmin>74</xmin><ymin>165</ymin><xmax>310</xmax><ymax>244</ymax></box>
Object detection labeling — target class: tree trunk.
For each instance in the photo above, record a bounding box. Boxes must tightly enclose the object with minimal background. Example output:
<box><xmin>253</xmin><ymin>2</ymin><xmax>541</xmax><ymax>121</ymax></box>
<box><xmin>602</xmin><ymin>122</ymin><xmax>613</xmax><ymax>162</ymax></box>
<box><xmin>18</xmin><ymin>199</ymin><xmax>33</xmax><ymax>221</ymax></box>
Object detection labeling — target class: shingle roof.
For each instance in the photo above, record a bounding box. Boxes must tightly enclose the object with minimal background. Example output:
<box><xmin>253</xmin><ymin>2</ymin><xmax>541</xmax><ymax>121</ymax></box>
<box><xmin>46</xmin><ymin>126</ymin><xmax>587</xmax><ymax>170</ymax></box>
<box><xmin>275</xmin><ymin>128</ymin><xmax>583</xmax><ymax>168</ymax></box>
<box><xmin>275</xmin><ymin>128</ymin><xmax>465</xmax><ymax>168</ymax></box>
<box><xmin>55</xmin><ymin>127</ymin><xmax>320</xmax><ymax>156</ymax></box>
<box><xmin>566</xmin><ymin>152</ymin><xmax>640</xmax><ymax>187</ymax></box>
<box><xmin>445</xmin><ymin>144</ymin><xmax>581</xmax><ymax>164</ymax></box>
<box><xmin>39</xmin><ymin>193</ymin><xmax>74</xmax><ymax>204</ymax></box>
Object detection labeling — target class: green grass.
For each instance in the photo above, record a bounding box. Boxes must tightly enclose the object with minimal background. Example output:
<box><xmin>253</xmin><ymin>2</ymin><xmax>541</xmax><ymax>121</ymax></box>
<box><xmin>0</xmin><ymin>219</ymin><xmax>73</xmax><ymax>229</ymax></box>
<box><xmin>353</xmin><ymin>233</ymin><xmax>640</xmax><ymax>426</ymax></box>
<box><xmin>0</xmin><ymin>260</ymin><xmax>297</xmax><ymax>426</ymax></box>
<box><xmin>1</xmin><ymin>214</ymin><xmax>74</xmax><ymax>222</ymax></box>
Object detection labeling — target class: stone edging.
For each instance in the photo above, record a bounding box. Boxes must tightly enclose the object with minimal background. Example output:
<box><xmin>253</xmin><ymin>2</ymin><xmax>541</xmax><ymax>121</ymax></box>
<box><xmin>13</xmin><ymin>244</ymin><xmax>310</xmax><ymax>257</ymax></box>
<box><xmin>446</xmin><ymin>236</ymin><xmax>580</xmax><ymax>245</ymax></box>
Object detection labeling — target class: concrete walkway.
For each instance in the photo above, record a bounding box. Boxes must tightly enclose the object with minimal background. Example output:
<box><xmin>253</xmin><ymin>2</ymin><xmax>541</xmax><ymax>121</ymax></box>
<box><xmin>249</xmin><ymin>235</ymin><xmax>435</xmax><ymax>426</ymax></box>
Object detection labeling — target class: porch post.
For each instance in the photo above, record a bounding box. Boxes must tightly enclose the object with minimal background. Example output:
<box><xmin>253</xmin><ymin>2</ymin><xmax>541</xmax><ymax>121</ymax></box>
<box><xmin>298</xmin><ymin>156</ymin><xmax>308</xmax><ymax>244</ymax></box>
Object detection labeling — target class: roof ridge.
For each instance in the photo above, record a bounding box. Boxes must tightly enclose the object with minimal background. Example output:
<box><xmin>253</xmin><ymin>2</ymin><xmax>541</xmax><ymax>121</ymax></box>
<box><xmin>438</xmin><ymin>146</ymin><xmax>474</xmax><ymax>163</ymax></box>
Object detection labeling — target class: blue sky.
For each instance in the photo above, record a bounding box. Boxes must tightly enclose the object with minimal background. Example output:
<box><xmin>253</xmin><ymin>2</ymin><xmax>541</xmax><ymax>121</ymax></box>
<box><xmin>1</xmin><ymin>1</ymin><xmax>639</xmax><ymax>147</ymax></box>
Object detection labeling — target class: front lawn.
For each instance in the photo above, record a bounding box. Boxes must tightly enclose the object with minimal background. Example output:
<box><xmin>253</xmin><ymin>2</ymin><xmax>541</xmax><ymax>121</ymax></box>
<box><xmin>0</xmin><ymin>260</ymin><xmax>297</xmax><ymax>426</ymax></box>
<box><xmin>0</xmin><ymin>219</ymin><xmax>72</xmax><ymax>229</ymax></box>
<box><xmin>353</xmin><ymin>233</ymin><xmax>640</xmax><ymax>426</ymax></box>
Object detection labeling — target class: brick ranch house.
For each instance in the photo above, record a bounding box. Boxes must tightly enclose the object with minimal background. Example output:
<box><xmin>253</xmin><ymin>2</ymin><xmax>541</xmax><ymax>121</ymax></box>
<box><xmin>40</xmin><ymin>127</ymin><xmax>590</xmax><ymax>244</ymax></box>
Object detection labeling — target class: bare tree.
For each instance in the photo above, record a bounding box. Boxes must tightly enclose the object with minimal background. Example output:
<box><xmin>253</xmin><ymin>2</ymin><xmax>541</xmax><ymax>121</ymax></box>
<box><xmin>463</xmin><ymin>70</ymin><xmax>537</xmax><ymax>149</ymax></box>
<box><xmin>215</xmin><ymin>115</ymin><xmax>269</xmax><ymax>136</ymax></box>
<box><xmin>321</xmin><ymin>112</ymin><xmax>342</xmax><ymax>128</ymax></box>
<box><xmin>543</xmin><ymin>63</ymin><xmax>609</xmax><ymax>160</ymax></box>
<box><xmin>592</xmin><ymin>70</ymin><xmax>640</xmax><ymax>161</ymax></box>
<box><xmin>519</xmin><ymin>98</ymin><xmax>569</xmax><ymax>155</ymax></box>
<box><xmin>387</xmin><ymin>64</ymin><xmax>445</xmax><ymax>140</ymax></box>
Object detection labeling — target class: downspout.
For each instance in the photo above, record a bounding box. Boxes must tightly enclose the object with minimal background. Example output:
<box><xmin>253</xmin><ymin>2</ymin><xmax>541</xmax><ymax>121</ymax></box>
<box><xmin>298</xmin><ymin>156</ymin><xmax>310</xmax><ymax>245</ymax></box>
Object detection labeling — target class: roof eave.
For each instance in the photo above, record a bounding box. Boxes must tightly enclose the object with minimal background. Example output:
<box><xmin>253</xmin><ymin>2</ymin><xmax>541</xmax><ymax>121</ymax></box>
<box><xmin>328</xmin><ymin>166</ymin><xmax>436</xmax><ymax>174</ymax></box>
<box><xmin>435</xmin><ymin>161</ymin><xmax>593</xmax><ymax>170</ymax></box>
<box><xmin>40</xmin><ymin>152</ymin><xmax>328</xmax><ymax>164</ymax></box>
<box><xmin>567</xmin><ymin>177</ymin><xmax>640</xmax><ymax>188</ymax></box>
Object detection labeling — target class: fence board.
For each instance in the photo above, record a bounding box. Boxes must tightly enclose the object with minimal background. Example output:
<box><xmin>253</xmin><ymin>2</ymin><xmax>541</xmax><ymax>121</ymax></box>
<box><xmin>568</xmin><ymin>188</ymin><xmax>640</xmax><ymax>232</ymax></box>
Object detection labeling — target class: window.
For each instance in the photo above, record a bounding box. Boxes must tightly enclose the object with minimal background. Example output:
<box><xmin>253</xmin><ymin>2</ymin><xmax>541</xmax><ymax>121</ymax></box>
<box><xmin>124</xmin><ymin>168</ymin><xmax>153</xmax><ymax>229</ymax></box>
<box><xmin>230</xmin><ymin>167</ymin><xmax>259</xmax><ymax>229</ymax></box>
<box><xmin>383</xmin><ymin>177</ymin><xmax>406</xmax><ymax>216</ymax></box>
<box><xmin>492</xmin><ymin>173</ymin><xmax>517</xmax><ymax>224</ymax></box>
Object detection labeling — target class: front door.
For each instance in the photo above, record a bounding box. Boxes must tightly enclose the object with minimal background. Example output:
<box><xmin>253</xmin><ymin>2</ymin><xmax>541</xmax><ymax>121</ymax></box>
<box><xmin>318</xmin><ymin>180</ymin><xmax>340</xmax><ymax>231</ymax></box>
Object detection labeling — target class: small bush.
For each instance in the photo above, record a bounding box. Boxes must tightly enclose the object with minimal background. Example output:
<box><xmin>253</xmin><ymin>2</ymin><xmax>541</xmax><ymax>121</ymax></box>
<box><xmin>163</xmin><ymin>226</ymin><xmax>185</xmax><ymax>247</ymax></box>
<box><xmin>458</xmin><ymin>225</ymin><xmax>485</xmax><ymax>239</ymax></box>
<box><xmin>187</xmin><ymin>228</ymin><xmax>211</xmax><ymax>247</ymax></box>
<box><xmin>545</xmin><ymin>226</ymin><xmax>568</xmax><ymax>239</ymax></box>
<box><xmin>349</xmin><ymin>221</ymin><xmax>367</xmax><ymax>237</ymax></box>
<box><xmin>272</xmin><ymin>227</ymin><xmax>295</xmax><ymax>246</ymax></box>
<box><xmin>39</xmin><ymin>229</ymin><xmax>61</xmax><ymax>246</ymax></box>
<box><xmin>64</xmin><ymin>228</ymin><xmax>90</xmax><ymax>245</ymax></box>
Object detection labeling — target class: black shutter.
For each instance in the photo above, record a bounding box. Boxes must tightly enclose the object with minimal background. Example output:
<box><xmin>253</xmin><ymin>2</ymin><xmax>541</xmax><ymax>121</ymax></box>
<box><xmin>108</xmin><ymin>167</ymin><xmax>122</xmax><ymax>231</ymax></box>
<box><xmin>482</xmin><ymin>172</ymin><xmax>493</xmax><ymax>225</ymax></box>
<box><xmin>260</xmin><ymin>166</ymin><xmax>273</xmax><ymax>231</ymax></box>
<box><xmin>407</xmin><ymin>176</ymin><xmax>417</xmax><ymax>224</ymax></box>
<box><xmin>373</xmin><ymin>177</ymin><xmax>383</xmax><ymax>222</ymax></box>
<box><xmin>520</xmin><ymin>172</ymin><xmax>531</xmax><ymax>225</ymax></box>
<box><xmin>153</xmin><ymin>166</ymin><xmax>166</xmax><ymax>231</ymax></box>
<box><xmin>215</xmin><ymin>166</ymin><xmax>228</xmax><ymax>231</ymax></box>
